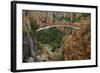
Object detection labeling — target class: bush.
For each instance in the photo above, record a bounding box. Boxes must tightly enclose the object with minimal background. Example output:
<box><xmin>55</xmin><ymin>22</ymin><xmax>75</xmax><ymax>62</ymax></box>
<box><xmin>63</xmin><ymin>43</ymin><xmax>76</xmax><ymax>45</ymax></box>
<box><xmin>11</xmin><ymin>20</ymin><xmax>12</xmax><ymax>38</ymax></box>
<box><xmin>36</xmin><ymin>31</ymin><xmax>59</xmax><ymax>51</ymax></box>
<box><xmin>29</xmin><ymin>16</ymin><xmax>39</xmax><ymax>32</ymax></box>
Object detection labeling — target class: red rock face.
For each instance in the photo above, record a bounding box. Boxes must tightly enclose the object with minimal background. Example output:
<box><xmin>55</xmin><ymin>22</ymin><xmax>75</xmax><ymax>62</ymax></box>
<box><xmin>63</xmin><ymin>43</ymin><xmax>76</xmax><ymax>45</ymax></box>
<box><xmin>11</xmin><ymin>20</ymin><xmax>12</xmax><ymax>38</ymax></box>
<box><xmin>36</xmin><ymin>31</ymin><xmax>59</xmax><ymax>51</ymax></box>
<box><xmin>63</xmin><ymin>21</ymin><xmax>91</xmax><ymax>60</ymax></box>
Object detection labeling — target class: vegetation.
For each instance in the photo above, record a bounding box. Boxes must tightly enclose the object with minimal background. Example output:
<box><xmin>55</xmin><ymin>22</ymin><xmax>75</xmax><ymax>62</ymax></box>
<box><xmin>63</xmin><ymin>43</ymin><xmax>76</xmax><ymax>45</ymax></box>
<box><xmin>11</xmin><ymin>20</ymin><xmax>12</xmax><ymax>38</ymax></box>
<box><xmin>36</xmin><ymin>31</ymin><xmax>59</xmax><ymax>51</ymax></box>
<box><xmin>36</xmin><ymin>27</ymin><xmax>65</xmax><ymax>47</ymax></box>
<box><xmin>29</xmin><ymin>16</ymin><xmax>39</xmax><ymax>33</ymax></box>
